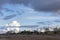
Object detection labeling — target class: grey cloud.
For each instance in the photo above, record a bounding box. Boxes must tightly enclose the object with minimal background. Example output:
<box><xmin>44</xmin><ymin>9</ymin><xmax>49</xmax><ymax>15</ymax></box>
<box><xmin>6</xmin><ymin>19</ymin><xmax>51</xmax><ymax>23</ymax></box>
<box><xmin>0</xmin><ymin>0</ymin><xmax>10</xmax><ymax>5</ymax></box>
<box><xmin>20</xmin><ymin>25</ymin><xmax>39</xmax><ymax>28</ymax></box>
<box><xmin>0</xmin><ymin>0</ymin><xmax>6</xmax><ymax>5</ymax></box>
<box><xmin>10</xmin><ymin>0</ymin><xmax>31</xmax><ymax>5</ymax></box>
<box><xmin>4</xmin><ymin>8</ymin><xmax>22</xmax><ymax>15</ymax></box>
<box><xmin>31</xmin><ymin>0</ymin><xmax>60</xmax><ymax>11</ymax></box>
<box><xmin>1</xmin><ymin>8</ymin><xmax>22</xmax><ymax>20</ymax></box>
<box><xmin>3</xmin><ymin>11</ymin><xmax>22</xmax><ymax>20</ymax></box>
<box><xmin>37</xmin><ymin>21</ymin><xmax>53</xmax><ymax>25</ymax></box>
<box><xmin>10</xmin><ymin>0</ymin><xmax>60</xmax><ymax>12</ymax></box>
<box><xmin>54</xmin><ymin>20</ymin><xmax>60</xmax><ymax>23</ymax></box>
<box><xmin>37</xmin><ymin>22</ymin><xmax>45</xmax><ymax>25</ymax></box>
<box><xmin>0</xmin><ymin>11</ymin><xmax>3</xmax><ymax>16</ymax></box>
<box><xmin>16</xmin><ymin>11</ymin><xmax>24</xmax><ymax>15</ymax></box>
<box><xmin>0</xmin><ymin>0</ymin><xmax>10</xmax><ymax>9</ymax></box>
<box><xmin>3</xmin><ymin>14</ymin><xmax>17</xmax><ymax>20</ymax></box>
<box><xmin>1</xmin><ymin>0</ymin><xmax>60</xmax><ymax>12</ymax></box>
<box><xmin>4</xmin><ymin>8</ymin><xmax>14</xmax><ymax>12</ymax></box>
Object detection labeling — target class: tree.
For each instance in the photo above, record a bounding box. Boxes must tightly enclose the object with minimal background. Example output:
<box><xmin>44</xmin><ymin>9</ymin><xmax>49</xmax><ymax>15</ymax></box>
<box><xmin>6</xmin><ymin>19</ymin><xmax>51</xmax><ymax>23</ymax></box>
<box><xmin>53</xmin><ymin>27</ymin><xmax>60</xmax><ymax>34</ymax></box>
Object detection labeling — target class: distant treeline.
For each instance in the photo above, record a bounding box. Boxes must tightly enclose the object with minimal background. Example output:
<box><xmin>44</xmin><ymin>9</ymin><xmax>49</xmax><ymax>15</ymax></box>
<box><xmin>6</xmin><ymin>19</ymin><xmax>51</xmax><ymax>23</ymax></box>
<box><xmin>6</xmin><ymin>27</ymin><xmax>60</xmax><ymax>35</ymax></box>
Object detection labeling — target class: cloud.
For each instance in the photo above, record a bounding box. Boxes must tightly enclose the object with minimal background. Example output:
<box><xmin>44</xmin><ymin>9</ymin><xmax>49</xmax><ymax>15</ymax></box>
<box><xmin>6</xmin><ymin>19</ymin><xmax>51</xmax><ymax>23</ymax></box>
<box><xmin>3</xmin><ymin>14</ymin><xmax>17</xmax><ymax>20</ymax></box>
<box><xmin>16</xmin><ymin>11</ymin><xmax>22</xmax><ymax>15</ymax></box>
<box><xmin>8</xmin><ymin>20</ymin><xmax>21</xmax><ymax>26</ymax></box>
<box><xmin>26</xmin><ymin>16</ymin><xmax>60</xmax><ymax>25</ymax></box>
<box><xmin>9</xmin><ymin>0</ymin><xmax>60</xmax><ymax>12</ymax></box>
<box><xmin>10</xmin><ymin>0</ymin><xmax>31</xmax><ymax>5</ymax></box>
<box><xmin>26</xmin><ymin>16</ymin><xmax>59</xmax><ymax>20</ymax></box>
<box><xmin>54</xmin><ymin>19</ymin><xmax>60</xmax><ymax>23</ymax></box>
<box><xmin>37</xmin><ymin>18</ymin><xmax>60</xmax><ymax>26</ymax></box>
<box><xmin>5</xmin><ymin>21</ymin><xmax>21</xmax><ymax>26</ymax></box>
<box><xmin>0</xmin><ymin>0</ymin><xmax>10</xmax><ymax>8</ymax></box>
<box><xmin>4</xmin><ymin>8</ymin><xmax>14</xmax><ymax>12</ymax></box>
<box><xmin>1</xmin><ymin>0</ymin><xmax>60</xmax><ymax>12</ymax></box>
<box><xmin>32</xmin><ymin>0</ymin><xmax>60</xmax><ymax>12</ymax></box>
<box><xmin>0</xmin><ymin>0</ymin><xmax>6</xmax><ymax>5</ymax></box>
<box><xmin>0</xmin><ymin>11</ymin><xmax>3</xmax><ymax>16</ymax></box>
<box><xmin>37</xmin><ymin>21</ymin><xmax>53</xmax><ymax>25</ymax></box>
<box><xmin>1</xmin><ymin>0</ymin><xmax>60</xmax><ymax>15</ymax></box>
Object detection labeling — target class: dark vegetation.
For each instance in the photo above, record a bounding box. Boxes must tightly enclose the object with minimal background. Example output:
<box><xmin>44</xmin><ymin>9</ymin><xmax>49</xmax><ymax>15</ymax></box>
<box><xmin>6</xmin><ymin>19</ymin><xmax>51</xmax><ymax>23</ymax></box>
<box><xmin>6</xmin><ymin>27</ymin><xmax>60</xmax><ymax>35</ymax></box>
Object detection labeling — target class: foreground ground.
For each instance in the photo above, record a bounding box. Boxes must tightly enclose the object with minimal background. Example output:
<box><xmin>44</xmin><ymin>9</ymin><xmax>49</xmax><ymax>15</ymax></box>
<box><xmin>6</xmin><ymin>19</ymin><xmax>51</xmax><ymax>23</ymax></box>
<box><xmin>0</xmin><ymin>34</ymin><xmax>60</xmax><ymax>40</ymax></box>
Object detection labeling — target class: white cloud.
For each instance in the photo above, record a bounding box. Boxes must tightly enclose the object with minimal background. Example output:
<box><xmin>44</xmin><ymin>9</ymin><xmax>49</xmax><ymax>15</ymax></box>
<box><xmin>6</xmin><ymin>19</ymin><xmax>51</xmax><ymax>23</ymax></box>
<box><xmin>6</xmin><ymin>20</ymin><xmax>21</xmax><ymax>26</ymax></box>
<box><xmin>5</xmin><ymin>21</ymin><xmax>21</xmax><ymax>33</ymax></box>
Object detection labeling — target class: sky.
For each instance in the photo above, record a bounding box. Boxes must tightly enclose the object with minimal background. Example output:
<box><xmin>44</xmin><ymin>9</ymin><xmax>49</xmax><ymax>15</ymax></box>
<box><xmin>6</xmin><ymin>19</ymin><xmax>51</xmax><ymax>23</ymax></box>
<box><xmin>0</xmin><ymin>0</ymin><xmax>60</xmax><ymax>27</ymax></box>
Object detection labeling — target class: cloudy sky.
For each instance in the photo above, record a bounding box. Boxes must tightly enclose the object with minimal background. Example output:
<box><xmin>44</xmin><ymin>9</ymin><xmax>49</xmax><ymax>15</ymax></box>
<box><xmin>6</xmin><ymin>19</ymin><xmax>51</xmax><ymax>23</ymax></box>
<box><xmin>0</xmin><ymin>0</ymin><xmax>60</xmax><ymax>27</ymax></box>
